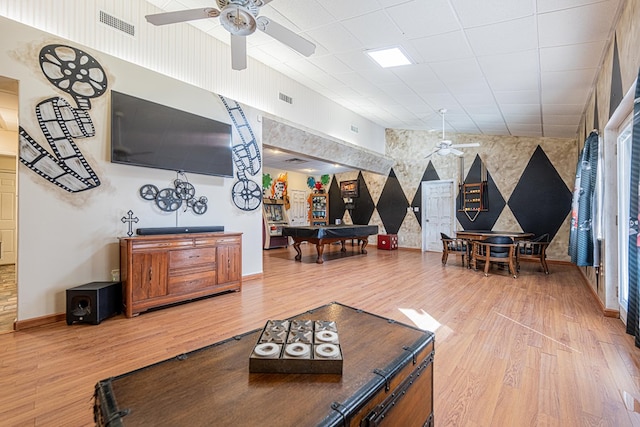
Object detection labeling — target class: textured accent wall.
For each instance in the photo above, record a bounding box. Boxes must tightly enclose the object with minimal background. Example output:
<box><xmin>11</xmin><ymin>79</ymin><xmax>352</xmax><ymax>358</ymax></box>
<box><xmin>332</xmin><ymin>131</ymin><xmax>577</xmax><ymax>261</ymax></box>
<box><xmin>575</xmin><ymin>0</ymin><xmax>640</xmax><ymax>307</ymax></box>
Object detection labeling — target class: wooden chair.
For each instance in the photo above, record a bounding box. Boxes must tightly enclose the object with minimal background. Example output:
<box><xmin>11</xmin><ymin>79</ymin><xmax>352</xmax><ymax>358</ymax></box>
<box><xmin>517</xmin><ymin>234</ymin><xmax>550</xmax><ymax>274</ymax></box>
<box><xmin>471</xmin><ymin>236</ymin><xmax>518</xmax><ymax>278</ymax></box>
<box><xmin>440</xmin><ymin>233</ymin><xmax>467</xmax><ymax>266</ymax></box>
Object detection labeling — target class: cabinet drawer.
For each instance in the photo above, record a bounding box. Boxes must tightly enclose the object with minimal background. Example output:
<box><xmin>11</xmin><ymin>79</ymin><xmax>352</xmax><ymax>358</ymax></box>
<box><xmin>170</xmin><ymin>248</ymin><xmax>216</xmax><ymax>268</ymax></box>
<box><xmin>133</xmin><ymin>240</ymin><xmax>194</xmax><ymax>251</ymax></box>
<box><xmin>195</xmin><ymin>236</ymin><xmax>241</xmax><ymax>246</ymax></box>
<box><xmin>168</xmin><ymin>271</ymin><xmax>216</xmax><ymax>294</ymax></box>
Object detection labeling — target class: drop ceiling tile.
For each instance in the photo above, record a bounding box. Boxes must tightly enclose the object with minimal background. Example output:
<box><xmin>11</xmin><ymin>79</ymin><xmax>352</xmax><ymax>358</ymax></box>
<box><xmin>430</xmin><ymin>58</ymin><xmax>484</xmax><ymax>83</ymax></box>
<box><xmin>543</xmin><ymin>114</ymin><xmax>582</xmax><ymax>125</ymax></box>
<box><xmin>508</xmin><ymin>124</ymin><xmax>542</xmax><ymax>134</ymax></box>
<box><xmin>304</xmin><ymin>23</ymin><xmax>363</xmax><ymax>54</ymax></box>
<box><xmin>266</xmin><ymin>0</ymin><xmax>336</xmax><ymax>31</ymax></box>
<box><xmin>537</xmin><ymin>0</ymin><xmax>619</xmax><ymax>14</ymax></box>
<box><xmin>465</xmin><ymin>104</ymin><xmax>502</xmax><ymax>116</ymax></box>
<box><xmin>537</xmin><ymin>2</ymin><xmax>618</xmax><ymax>47</ymax></box>
<box><xmin>342</xmin><ymin>10</ymin><xmax>406</xmax><ymax>47</ymax></box>
<box><xmin>466</xmin><ymin>16</ymin><xmax>537</xmax><ymax>56</ymax></box>
<box><xmin>500</xmin><ymin>104</ymin><xmax>541</xmax><ymax>115</ymax></box>
<box><xmin>387</xmin><ymin>0</ymin><xmax>460</xmax><ymax>39</ymax></box>
<box><xmin>539</xmin><ymin>40</ymin><xmax>606</xmax><ymax>72</ymax></box>
<box><xmin>469</xmin><ymin>113</ymin><xmax>506</xmax><ymax>126</ymax></box>
<box><xmin>478</xmin><ymin>124</ymin><xmax>510</xmax><ymax>135</ymax></box>
<box><xmin>541</xmin><ymin>69</ymin><xmax>595</xmax><ymax>105</ymax></box>
<box><xmin>451</xmin><ymin>0</ymin><xmax>534</xmax><ymax>28</ymax></box>
<box><xmin>542</xmin><ymin>104</ymin><xmax>585</xmax><ymax>115</ymax></box>
<box><xmin>411</xmin><ymin>31</ymin><xmax>474</xmax><ymax>63</ymax></box>
<box><xmin>318</xmin><ymin>0</ymin><xmax>383</xmax><ymax>20</ymax></box>
<box><xmin>503</xmin><ymin>114</ymin><xmax>541</xmax><ymax>125</ymax></box>
<box><xmin>477</xmin><ymin>50</ymin><xmax>540</xmax><ymax>91</ymax></box>
<box><xmin>494</xmin><ymin>90</ymin><xmax>540</xmax><ymax>104</ymax></box>
<box><xmin>308</xmin><ymin>54</ymin><xmax>352</xmax><ymax>74</ymax></box>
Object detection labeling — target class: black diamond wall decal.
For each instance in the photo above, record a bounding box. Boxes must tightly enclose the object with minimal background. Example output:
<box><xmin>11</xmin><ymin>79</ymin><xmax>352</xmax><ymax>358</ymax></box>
<box><xmin>411</xmin><ymin>161</ymin><xmax>440</xmax><ymax>226</ymax></box>
<box><xmin>328</xmin><ymin>177</ymin><xmax>345</xmax><ymax>224</ymax></box>
<box><xmin>456</xmin><ymin>155</ymin><xmax>505</xmax><ymax>230</ymax></box>
<box><xmin>377</xmin><ymin>168</ymin><xmax>409</xmax><ymax>234</ymax></box>
<box><xmin>509</xmin><ymin>145</ymin><xmax>572</xmax><ymax>240</ymax></box>
<box><xmin>350</xmin><ymin>171</ymin><xmax>375</xmax><ymax>225</ymax></box>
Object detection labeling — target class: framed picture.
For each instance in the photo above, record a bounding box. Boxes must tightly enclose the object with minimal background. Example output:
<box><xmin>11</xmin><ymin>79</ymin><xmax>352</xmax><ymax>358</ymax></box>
<box><xmin>340</xmin><ymin>180</ymin><xmax>359</xmax><ymax>198</ymax></box>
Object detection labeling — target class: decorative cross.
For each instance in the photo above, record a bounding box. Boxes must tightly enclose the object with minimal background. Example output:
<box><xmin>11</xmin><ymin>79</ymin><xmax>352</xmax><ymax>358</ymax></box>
<box><xmin>121</xmin><ymin>210</ymin><xmax>139</xmax><ymax>237</ymax></box>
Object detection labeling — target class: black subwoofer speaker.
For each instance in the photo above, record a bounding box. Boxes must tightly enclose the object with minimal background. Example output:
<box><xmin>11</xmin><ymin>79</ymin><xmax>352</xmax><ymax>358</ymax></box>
<box><xmin>66</xmin><ymin>281</ymin><xmax>122</xmax><ymax>325</ymax></box>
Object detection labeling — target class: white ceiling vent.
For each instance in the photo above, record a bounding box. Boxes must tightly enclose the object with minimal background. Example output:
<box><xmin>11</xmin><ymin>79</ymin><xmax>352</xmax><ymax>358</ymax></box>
<box><xmin>279</xmin><ymin>92</ymin><xmax>293</xmax><ymax>104</ymax></box>
<box><xmin>350</xmin><ymin>125</ymin><xmax>359</xmax><ymax>133</ymax></box>
<box><xmin>99</xmin><ymin>11</ymin><xmax>135</xmax><ymax>36</ymax></box>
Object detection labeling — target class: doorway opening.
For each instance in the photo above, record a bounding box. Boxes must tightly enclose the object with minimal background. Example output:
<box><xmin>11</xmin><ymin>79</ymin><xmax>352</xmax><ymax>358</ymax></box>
<box><xmin>0</xmin><ymin>76</ymin><xmax>19</xmax><ymax>334</ymax></box>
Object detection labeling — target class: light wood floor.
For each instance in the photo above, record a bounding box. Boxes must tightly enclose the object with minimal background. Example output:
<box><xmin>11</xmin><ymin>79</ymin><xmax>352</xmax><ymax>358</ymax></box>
<box><xmin>2</xmin><ymin>244</ymin><xmax>640</xmax><ymax>426</ymax></box>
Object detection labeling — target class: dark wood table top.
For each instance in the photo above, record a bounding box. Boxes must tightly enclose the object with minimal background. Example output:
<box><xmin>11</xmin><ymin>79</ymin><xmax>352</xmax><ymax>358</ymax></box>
<box><xmin>455</xmin><ymin>230</ymin><xmax>534</xmax><ymax>240</ymax></box>
<box><xmin>95</xmin><ymin>302</ymin><xmax>434</xmax><ymax>427</ymax></box>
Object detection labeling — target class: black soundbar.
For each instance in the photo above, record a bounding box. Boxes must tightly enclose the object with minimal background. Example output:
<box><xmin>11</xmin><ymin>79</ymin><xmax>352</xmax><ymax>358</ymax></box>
<box><xmin>136</xmin><ymin>226</ymin><xmax>224</xmax><ymax>236</ymax></box>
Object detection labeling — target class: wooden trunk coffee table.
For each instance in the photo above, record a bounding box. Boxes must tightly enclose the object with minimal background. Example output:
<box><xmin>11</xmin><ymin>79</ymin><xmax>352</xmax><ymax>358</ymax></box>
<box><xmin>94</xmin><ymin>302</ymin><xmax>435</xmax><ymax>426</ymax></box>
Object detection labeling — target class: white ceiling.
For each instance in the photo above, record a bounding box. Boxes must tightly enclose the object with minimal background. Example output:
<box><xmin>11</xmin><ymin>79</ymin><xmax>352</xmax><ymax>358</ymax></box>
<box><xmin>144</xmin><ymin>0</ymin><xmax>622</xmax><ymax>174</ymax></box>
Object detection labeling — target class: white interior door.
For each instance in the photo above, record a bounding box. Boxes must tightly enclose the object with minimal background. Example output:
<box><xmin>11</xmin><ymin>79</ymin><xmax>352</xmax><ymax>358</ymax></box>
<box><xmin>421</xmin><ymin>180</ymin><xmax>455</xmax><ymax>252</ymax></box>
<box><xmin>0</xmin><ymin>169</ymin><xmax>16</xmax><ymax>265</ymax></box>
<box><xmin>618</xmin><ymin>119</ymin><xmax>632</xmax><ymax>324</ymax></box>
<box><xmin>288</xmin><ymin>189</ymin><xmax>308</xmax><ymax>226</ymax></box>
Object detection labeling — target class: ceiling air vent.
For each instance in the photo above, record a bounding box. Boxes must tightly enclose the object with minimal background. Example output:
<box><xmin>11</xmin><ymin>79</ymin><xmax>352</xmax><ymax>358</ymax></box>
<box><xmin>100</xmin><ymin>11</ymin><xmax>135</xmax><ymax>36</ymax></box>
<box><xmin>350</xmin><ymin>125</ymin><xmax>359</xmax><ymax>133</ymax></box>
<box><xmin>279</xmin><ymin>92</ymin><xmax>293</xmax><ymax>104</ymax></box>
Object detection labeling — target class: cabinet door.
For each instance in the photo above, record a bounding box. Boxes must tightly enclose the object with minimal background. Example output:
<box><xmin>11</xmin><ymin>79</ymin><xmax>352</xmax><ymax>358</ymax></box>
<box><xmin>217</xmin><ymin>244</ymin><xmax>241</xmax><ymax>285</ymax></box>
<box><xmin>131</xmin><ymin>252</ymin><xmax>168</xmax><ymax>301</ymax></box>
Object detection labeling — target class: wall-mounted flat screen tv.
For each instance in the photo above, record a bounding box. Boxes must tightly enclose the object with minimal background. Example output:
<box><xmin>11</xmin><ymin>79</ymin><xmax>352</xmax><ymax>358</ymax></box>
<box><xmin>111</xmin><ymin>90</ymin><xmax>234</xmax><ymax>178</ymax></box>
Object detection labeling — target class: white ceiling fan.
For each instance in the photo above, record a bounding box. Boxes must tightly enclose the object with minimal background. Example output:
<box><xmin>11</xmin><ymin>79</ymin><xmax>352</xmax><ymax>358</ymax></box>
<box><xmin>425</xmin><ymin>109</ymin><xmax>480</xmax><ymax>158</ymax></box>
<box><xmin>145</xmin><ymin>0</ymin><xmax>316</xmax><ymax>71</ymax></box>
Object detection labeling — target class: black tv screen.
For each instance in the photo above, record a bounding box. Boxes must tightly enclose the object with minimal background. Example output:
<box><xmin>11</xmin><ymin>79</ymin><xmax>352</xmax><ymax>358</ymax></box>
<box><xmin>111</xmin><ymin>90</ymin><xmax>234</xmax><ymax>178</ymax></box>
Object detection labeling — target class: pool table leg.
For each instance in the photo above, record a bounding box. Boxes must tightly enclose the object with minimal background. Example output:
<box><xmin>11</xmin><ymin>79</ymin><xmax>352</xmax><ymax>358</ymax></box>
<box><xmin>293</xmin><ymin>241</ymin><xmax>302</xmax><ymax>261</ymax></box>
<box><xmin>360</xmin><ymin>238</ymin><xmax>368</xmax><ymax>254</ymax></box>
<box><xmin>340</xmin><ymin>240</ymin><xmax>347</xmax><ymax>252</ymax></box>
<box><xmin>315</xmin><ymin>242</ymin><xmax>325</xmax><ymax>264</ymax></box>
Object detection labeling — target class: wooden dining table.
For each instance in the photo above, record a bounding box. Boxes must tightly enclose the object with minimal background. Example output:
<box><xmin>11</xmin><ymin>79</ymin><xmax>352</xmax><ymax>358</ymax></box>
<box><xmin>455</xmin><ymin>230</ymin><xmax>534</xmax><ymax>241</ymax></box>
<box><xmin>455</xmin><ymin>230</ymin><xmax>534</xmax><ymax>269</ymax></box>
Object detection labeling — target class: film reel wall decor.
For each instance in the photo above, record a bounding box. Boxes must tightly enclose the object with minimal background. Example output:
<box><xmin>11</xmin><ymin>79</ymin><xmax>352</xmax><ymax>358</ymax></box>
<box><xmin>219</xmin><ymin>96</ymin><xmax>262</xmax><ymax>212</ymax></box>
<box><xmin>140</xmin><ymin>172</ymin><xmax>208</xmax><ymax>215</ymax></box>
<box><xmin>19</xmin><ymin>44</ymin><xmax>108</xmax><ymax>193</ymax></box>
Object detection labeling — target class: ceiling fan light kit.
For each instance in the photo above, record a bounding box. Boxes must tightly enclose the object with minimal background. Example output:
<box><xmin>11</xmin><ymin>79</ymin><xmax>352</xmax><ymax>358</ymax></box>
<box><xmin>145</xmin><ymin>0</ymin><xmax>316</xmax><ymax>71</ymax></box>
<box><xmin>424</xmin><ymin>108</ymin><xmax>480</xmax><ymax>159</ymax></box>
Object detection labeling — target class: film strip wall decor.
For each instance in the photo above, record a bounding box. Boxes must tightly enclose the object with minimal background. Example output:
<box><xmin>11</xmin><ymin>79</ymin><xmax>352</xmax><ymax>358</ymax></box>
<box><xmin>219</xmin><ymin>96</ymin><xmax>262</xmax><ymax>211</ymax></box>
<box><xmin>19</xmin><ymin>44</ymin><xmax>108</xmax><ymax>193</ymax></box>
<box><xmin>139</xmin><ymin>172</ymin><xmax>208</xmax><ymax>215</ymax></box>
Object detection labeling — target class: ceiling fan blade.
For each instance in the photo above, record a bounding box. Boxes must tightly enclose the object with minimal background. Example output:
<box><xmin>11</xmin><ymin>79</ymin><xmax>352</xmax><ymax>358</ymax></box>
<box><xmin>450</xmin><ymin>143</ymin><xmax>480</xmax><ymax>149</ymax></box>
<box><xmin>450</xmin><ymin>148</ymin><xmax>464</xmax><ymax>156</ymax></box>
<box><xmin>425</xmin><ymin>148</ymin><xmax>439</xmax><ymax>159</ymax></box>
<box><xmin>256</xmin><ymin>16</ymin><xmax>316</xmax><ymax>57</ymax></box>
<box><xmin>230</xmin><ymin>34</ymin><xmax>247</xmax><ymax>70</ymax></box>
<box><xmin>145</xmin><ymin>8</ymin><xmax>220</xmax><ymax>26</ymax></box>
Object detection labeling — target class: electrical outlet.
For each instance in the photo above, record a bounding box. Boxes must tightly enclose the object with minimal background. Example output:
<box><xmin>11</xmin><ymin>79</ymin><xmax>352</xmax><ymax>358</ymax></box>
<box><xmin>111</xmin><ymin>269</ymin><xmax>120</xmax><ymax>282</ymax></box>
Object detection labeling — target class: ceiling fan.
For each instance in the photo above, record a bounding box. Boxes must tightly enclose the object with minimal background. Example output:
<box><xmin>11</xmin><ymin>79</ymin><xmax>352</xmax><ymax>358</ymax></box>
<box><xmin>145</xmin><ymin>0</ymin><xmax>316</xmax><ymax>71</ymax></box>
<box><xmin>425</xmin><ymin>109</ymin><xmax>480</xmax><ymax>158</ymax></box>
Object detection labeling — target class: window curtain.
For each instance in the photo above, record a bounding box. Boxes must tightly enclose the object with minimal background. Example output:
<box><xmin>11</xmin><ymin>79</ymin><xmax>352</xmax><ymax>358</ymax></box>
<box><xmin>568</xmin><ymin>130</ymin><xmax>599</xmax><ymax>266</ymax></box>
<box><xmin>626</xmin><ymin>71</ymin><xmax>640</xmax><ymax>347</ymax></box>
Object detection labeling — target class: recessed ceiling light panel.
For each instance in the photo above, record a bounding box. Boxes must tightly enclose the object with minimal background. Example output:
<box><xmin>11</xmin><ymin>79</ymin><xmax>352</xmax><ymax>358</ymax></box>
<box><xmin>366</xmin><ymin>47</ymin><xmax>412</xmax><ymax>68</ymax></box>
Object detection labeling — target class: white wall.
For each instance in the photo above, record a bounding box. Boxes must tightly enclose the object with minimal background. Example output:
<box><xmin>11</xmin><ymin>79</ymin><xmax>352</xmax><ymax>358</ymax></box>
<box><xmin>0</xmin><ymin>0</ymin><xmax>389</xmax><ymax>321</ymax></box>
<box><xmin>0</xmin><ymin>0</ymin><xmax>386</xmax><ymax>154</ymax></box>
<box><xmin>0</xmin><ymin>17</ymin><xmax>262</xmax><ymax>320</ymax></box>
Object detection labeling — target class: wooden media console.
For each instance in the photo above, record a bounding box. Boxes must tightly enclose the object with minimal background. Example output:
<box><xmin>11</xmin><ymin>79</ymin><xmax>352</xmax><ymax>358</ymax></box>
<box><xmin>119</xmin><ymin>232</ymin><xmax>242</xmax><ymax>317</ymax></box>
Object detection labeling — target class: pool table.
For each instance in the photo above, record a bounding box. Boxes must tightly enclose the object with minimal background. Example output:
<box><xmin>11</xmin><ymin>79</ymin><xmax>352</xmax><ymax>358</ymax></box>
<box><xmin>282</xmin><ymin>224</ymin><xmax>379</xmax><ymax>264</ymax></box>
